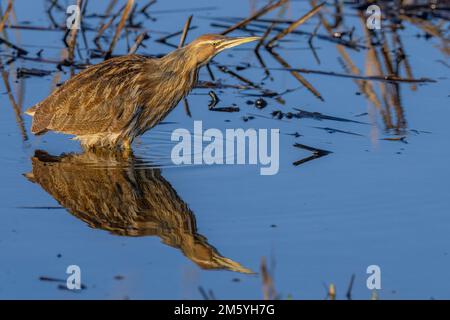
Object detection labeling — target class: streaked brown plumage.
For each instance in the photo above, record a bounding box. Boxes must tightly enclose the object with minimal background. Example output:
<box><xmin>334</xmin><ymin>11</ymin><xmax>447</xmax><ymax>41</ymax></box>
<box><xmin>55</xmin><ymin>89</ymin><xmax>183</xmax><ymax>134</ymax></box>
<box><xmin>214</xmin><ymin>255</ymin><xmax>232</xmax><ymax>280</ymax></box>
<box><xmin>24</xmin><ymin>150</ymin><xmax>253</xmax><ymax>273</ymax></box>
<box><xmin>26</xmin><ymin>34</ymin><xmax>259</xmax><ymax>149</ymax></box>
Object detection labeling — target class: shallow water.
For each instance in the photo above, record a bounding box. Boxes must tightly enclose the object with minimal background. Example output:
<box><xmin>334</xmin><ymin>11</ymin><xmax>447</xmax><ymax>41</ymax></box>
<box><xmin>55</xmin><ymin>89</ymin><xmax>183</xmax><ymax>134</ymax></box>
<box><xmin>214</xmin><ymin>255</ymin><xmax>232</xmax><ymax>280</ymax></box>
<box><xmin>0</xmin><ymin>0</ymin><xmax>449</xmax><ymax>299</ymax></box>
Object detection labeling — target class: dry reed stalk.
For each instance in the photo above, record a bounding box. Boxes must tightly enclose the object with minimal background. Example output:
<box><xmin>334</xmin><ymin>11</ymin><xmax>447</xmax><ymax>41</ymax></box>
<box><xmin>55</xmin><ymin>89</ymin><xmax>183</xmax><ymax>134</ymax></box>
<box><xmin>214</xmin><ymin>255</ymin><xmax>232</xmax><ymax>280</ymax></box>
<box><xmin>221</xmin><ymin>0</ymin><xmax>288</xmax><ymax>35</ymax></box>
<box><xmin>266</xmin><ymin>2</ymin><xmax>325</xmax><ymax>48</ymax></box>
<box><xmin>0</xmin><ymin>0</ymin><xmax>14</xmax><ymax>34</ymax></box>
<box><xmin>128</xmin><ymin>31</ymin><xmax>147</xmax><ymax>54</ymax></box>
<box><xmin>178</xmin><ymin>15</ymin><xmax>193</xmax><ymax>48</ymax></box>
<box><xmin>67</xmin><ymin>0</ymin><xmax>83</xmax><ymax>64</ymax></box>
<box><xmin>105</xmin><ymin>0</ymin><xmax>134</xmax><ymax>59</ymax></box>
<box><xmin>267</xmin><ymin>48</ymin><xmax>324</xmax><ymax>101</ymax></box>
<box><xmin>0</xmin><ymin>60</ymin><xmax>28</xmax><ymax>141</ymax></box>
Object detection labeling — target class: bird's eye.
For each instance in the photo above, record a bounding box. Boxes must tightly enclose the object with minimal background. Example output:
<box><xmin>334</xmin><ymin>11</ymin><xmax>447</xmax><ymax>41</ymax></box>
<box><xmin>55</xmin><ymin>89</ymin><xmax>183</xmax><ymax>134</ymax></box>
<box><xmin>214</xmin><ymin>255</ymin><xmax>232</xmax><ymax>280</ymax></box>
<box><xmin>212</xmin><ymin>41</ymin><xmax>220</xmax><ymax>47</ymax></box>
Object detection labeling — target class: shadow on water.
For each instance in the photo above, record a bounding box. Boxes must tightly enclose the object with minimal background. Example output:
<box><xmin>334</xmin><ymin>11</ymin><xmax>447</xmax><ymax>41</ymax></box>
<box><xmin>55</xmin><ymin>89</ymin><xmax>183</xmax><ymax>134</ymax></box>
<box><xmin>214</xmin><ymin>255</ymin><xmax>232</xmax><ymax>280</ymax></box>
<box><xmin>23</xmin><ymin>150</ymin><xmax>253</xmax><ymax>274</ymax></box>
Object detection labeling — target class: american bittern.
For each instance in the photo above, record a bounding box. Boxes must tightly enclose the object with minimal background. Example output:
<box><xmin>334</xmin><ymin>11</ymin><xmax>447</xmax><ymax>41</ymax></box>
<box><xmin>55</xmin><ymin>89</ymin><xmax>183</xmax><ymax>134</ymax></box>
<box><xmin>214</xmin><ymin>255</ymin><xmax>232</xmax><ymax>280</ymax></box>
<box><xmin>24</xmin><ymin>150</ymin><xmax>253</xmax><ymax>273</ymax></box>
<box><xmin>25</xmin><ymin>34</ymin><xmax>259</xmax><ymax>149</ymax></box>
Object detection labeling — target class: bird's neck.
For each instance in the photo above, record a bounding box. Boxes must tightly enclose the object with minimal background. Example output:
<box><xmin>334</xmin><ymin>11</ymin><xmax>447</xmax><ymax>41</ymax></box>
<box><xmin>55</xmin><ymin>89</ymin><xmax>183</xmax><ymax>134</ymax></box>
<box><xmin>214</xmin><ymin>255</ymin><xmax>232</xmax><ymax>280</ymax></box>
<box><xmin>160</xmin><ymin>47</ymin><xmax>199</xmax><ymax>77</ymax></box>
<box><xmin>159</xmin><ymin>47</ymin><xmax>200</xmax><ymax>95</ymax></box>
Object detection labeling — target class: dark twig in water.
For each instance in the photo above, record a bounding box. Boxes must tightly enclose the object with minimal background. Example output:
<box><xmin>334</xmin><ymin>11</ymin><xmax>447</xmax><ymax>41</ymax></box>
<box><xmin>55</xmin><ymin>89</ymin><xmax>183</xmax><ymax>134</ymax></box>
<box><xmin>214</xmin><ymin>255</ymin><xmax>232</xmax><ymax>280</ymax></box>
<box><xmin>261</xmin><ymin>65</ymin><xmax>436</xmax><ymax>84</ymax></box>
<box><xmin>254</xmin><ymin>49</ymin><xmax>271</xmax><ymax>79</ymax></box>
<box><xmin>182</xmin><ymin>97</ymin><xmax>192</xmax><ymax>117</ymax></box>
<box><xmin>308</xmin><ymin>21</ymin><xmax>322</xmax><ymax>64</ymax></box>
<box><xmin>0</xmin><ymin>36</ymin><xmax>28</xmax><ymax>56</ymax></box>
<box><xmin>216</xmin><ymin>64</ymin><xmax>279</xmax><ymax>98</ymax></box>
<box><xmin>346</xmin><ymin>274</ymin><xmax>356</xmax><ymax>300</ymax></box>
<box><xmin>198</xmin><ymin>286</ymin><xmax>211</xmax><ymax>300</ymax></box>
<box><xmin>255</xmin><ymin>22</ymin><xmax>275</xmax><ymax>52</ymax></box>
<box><xmin>293</xmin><ymin>108</ymin><xmax>365</xmax><ymax>124</ymax></box>
<box><xmin>196</xmin><ymin>80</ymin><xmax>253</xmax><ymax>90</ymax></box>
<box><xmin>293</xmin><ymin>143</ymin><xmax>332</xmax><ymax>166</ymax></box>
<box><xmin>46</xmin><ymin>0</ymin><xmax>62</xmax><ymax>28</ymax></box>
<box><xmin>381</xmin><ymin>136</ymin><xmax>408</xmax><ymax>144</ymax></box>
<box><xmin>17</xmin><ymin>67</ymin><xmax>52</xmax><ymax>78</ymax></box>
<box><xmin>0</xmin><ymin>53</ymin><xmax>88</xmax><ymax>69</ymax></box>
<box><xmin>314</xmin><ymin>126</ymin><xmax>363</xmax><ymax>136</ymax></box>
<box><xmin>206</xmin><ymin>63</ymin><xmax>216</xmax><ymax>81</ymax></box>
<box><xmin>39</xmin><ymin>276</ymin><xmax>87</xmax><ymax>290</ymax></box>
<box><xmin>217</xmin><ymin>64</ymin><xmax>260</xmax><ymax>89</ymax></box>
<box><xmin>140</xmin><ymin>0</ymin><xmax>157</xmax><ymax>15</ymax></box>
<box><xmin>210</xmin><ymin>106</ymin><xmax>240</xmax><ymax>112</ymax></box>
<box><xmin>221</xmin><ymin>0</ymin><xmax>288</xmax><ymax>35</ymax></box>
<box><xmin>208</xmin><ymin>90</ymin><xmax>220</xmax><ymax>109</ymax></box>
<box><xmin>266</xmin><ymin>2</ymin><xmax>325</xmax><ymax>48</ymax></box>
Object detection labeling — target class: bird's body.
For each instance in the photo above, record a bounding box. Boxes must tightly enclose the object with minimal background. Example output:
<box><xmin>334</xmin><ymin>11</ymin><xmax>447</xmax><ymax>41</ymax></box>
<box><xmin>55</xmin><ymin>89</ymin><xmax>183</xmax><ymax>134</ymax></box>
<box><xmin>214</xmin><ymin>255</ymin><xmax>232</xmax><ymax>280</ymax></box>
<box><xmin>26</xmin><ymin>34</ymin><xmax>259</xmax><ymax>149</ymax></box>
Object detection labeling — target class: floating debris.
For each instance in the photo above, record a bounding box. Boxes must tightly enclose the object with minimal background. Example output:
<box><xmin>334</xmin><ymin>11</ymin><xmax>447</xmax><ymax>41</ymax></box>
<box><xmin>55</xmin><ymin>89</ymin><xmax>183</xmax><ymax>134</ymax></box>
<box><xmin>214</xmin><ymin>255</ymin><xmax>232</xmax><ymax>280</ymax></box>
<box><xmin>39</xmin><ymin>276</ymin><xmax>87</xmax><ymax>290</ymax></box>
<box><xmin>381</xmin><ymin>136</ymin><xmax>408</xmax><ymax>144</ymax></box>
<box><xmin>210</xmin><ymin>106</ymin><xmax>240</xmax><ymax>113</ymax></box>
<box><xmin>255</xmin><ymin>98</ymin><xmax>267</xmax><ymax>109</ymax></box>
<box><xmin>208</xmin><ymin>90</ymin><xmax>220</xmax><ymax>109</ymax></box>
<box><xmin>271</xmin><ymin>110</ymin><xmax>283</xmax><ymax>120</ymax></box>
<box><xmin>242</xmin><ymin>115</ymin><xmax>255</xmax><ymax>122</ymax></box>
<box><xmin>17</xmin><ymin>67</ymin><xmax>52</xmax><ymax>79</ymax></box>
<box><xmin>293</xmin><ymin>108</ymin><xmax>366</xmax><ymax>124</ymax></box>
<box><xmin>293</xmin><ymin>143</ymin><xmax>332</xmax><ymax>166</ymax></box>
<box><xmin>314</xmin><ymin>126</ymin><xmax>364</xmax><ymax>136</ymax></box>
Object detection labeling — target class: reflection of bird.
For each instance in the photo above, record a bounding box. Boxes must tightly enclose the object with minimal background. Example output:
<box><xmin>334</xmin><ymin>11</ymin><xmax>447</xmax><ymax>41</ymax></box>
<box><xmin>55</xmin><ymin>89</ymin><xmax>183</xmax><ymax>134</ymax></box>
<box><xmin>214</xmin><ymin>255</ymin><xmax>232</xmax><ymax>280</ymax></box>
<box><xmin>25</xmin><ymin>35</ymin><xmax>259</xmax><ymax>150</ymax></box>
<box><xmin>24</xmin><ymin>150</ymin><xmax>252</xmax><ymax>273</ymax></box>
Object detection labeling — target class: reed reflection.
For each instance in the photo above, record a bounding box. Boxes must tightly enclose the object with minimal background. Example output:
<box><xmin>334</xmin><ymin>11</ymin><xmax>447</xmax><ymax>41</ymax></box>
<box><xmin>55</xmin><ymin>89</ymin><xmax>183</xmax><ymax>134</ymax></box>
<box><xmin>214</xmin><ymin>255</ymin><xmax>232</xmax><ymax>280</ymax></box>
<box><xmin>24</xmin><ymin>150</ymin><xmax>252</xmax><ymax>274</ymax></box>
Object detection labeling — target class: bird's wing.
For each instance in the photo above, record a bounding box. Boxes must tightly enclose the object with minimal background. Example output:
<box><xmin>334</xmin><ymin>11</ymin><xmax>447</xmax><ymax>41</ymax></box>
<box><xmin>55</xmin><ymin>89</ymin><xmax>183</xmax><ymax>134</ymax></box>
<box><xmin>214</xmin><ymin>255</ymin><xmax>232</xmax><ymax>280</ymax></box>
<box><xmin>31</xmin><ymin>55</ymin><xmax>155</xmax><ymax>135</ymax></box>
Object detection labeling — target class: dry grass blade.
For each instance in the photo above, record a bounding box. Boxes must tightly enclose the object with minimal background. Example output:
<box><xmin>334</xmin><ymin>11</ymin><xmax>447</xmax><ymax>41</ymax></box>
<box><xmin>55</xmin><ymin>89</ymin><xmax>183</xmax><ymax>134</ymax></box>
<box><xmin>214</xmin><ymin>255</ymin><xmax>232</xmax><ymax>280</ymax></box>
<box><xmin>0</xmin><ymin>0</ymin><xmax>13</xmax><ymax>34</ymax></box>
<box><xmin>94</xmin><ymin>3</ymin><xmax>124</xmax><ymax>50</ymax></box>
<box><xmin>105</xmin><ymin>0</ymin><xmax>134</xmax><ymax>59</ymax></box>
<box><xmin>128</xmin><ymin>31</ymin><xmax>147</xmax><ymax>54</ymax></box>
<box><xmin>261</xmin><ymin>257</ymin><xmax>276</xmax><ymax>300</ymax></box>
<box><xmin>267</xmin><ymin>48</ymin><xmax>324</xmax><ymax>101</ymax></box>
<box><xmin>178</xmin><ymin>15</ymin><xmax>193</xmax><ymax>48</ymax></box>
<box><xmin>221</xmin><ymin>0</ymin><xmax>288</xmax><ymax>35</ymax></box>
<box><xmin>0</xmin><ymin>61</ymin><xmax>28</xmax><ymax>141</ymax></box>
<box><xmin>68</xmin><ymin>0</ymin><xmax>83</xmax><ymax>64</ymax></box>
<box><xmin>266</xmin><ymin>2</ymin><xmax>325</xmax><ymax>48</ymax></box>
<box><xmin>328</xmin><ymin>283</ymin><xmax>336</xmax><ymax>300</ymax></box>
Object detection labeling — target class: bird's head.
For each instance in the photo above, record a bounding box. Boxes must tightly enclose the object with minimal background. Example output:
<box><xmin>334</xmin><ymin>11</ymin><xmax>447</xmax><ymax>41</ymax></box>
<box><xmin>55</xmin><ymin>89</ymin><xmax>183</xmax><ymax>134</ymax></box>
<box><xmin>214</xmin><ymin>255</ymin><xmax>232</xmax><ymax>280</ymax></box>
<box><xmin>187</xmin><ymin>34</ymin><xmax>260</xmax><ymax>67</ymax></box>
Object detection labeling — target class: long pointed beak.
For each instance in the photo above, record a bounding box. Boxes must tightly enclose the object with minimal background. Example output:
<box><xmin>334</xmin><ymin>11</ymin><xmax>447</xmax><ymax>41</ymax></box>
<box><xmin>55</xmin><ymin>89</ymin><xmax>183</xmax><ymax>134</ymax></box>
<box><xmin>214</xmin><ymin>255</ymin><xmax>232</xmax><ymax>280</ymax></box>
<box><xmin>218</xmin><ymin>36</ymin><xmax>261</xmax><ymax>51</ymax></box>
